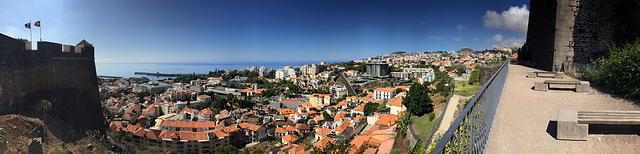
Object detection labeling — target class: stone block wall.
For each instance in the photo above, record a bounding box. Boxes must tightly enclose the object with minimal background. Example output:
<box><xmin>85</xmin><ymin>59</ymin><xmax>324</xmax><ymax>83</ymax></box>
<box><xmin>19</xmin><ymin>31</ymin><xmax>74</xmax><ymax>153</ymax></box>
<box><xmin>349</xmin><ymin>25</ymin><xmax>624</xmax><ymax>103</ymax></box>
<box><xmin>520</xmin><ymin>0</ymin><xmax>640</xmax><ymax>71</ymax></box>
<box><xmin>0</xmin><ymin>33</ymin><xmax>105</xmax><ymax>135</ymax></box>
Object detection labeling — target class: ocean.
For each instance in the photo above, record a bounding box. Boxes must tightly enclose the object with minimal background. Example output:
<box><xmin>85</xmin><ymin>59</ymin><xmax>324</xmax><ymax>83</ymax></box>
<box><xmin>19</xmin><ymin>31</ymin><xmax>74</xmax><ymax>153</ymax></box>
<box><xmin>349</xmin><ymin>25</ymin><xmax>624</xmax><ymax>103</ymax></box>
<box><xmin>95</xmin><ymin>61</ymin><xmax>333</xmax><ymax>79</ymax></box>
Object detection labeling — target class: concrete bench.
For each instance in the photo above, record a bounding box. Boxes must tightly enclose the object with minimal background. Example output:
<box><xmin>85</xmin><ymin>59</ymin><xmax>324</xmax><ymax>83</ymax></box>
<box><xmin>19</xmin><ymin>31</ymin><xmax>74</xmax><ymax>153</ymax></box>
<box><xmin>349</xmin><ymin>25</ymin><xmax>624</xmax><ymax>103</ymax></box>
<box><xmin>534</xmin><ymin>80</ymin><xmax>589</xmax><ymax>92</ymax></box>
<box><xmin>527</xmin><ymin>71</ymin><xmax>563</xmax><ymax>79</ymax></box>
<box><xmin>557</xmin><ymin>110</ymin><xmax>640</xmax><ymax>140</ymax></box>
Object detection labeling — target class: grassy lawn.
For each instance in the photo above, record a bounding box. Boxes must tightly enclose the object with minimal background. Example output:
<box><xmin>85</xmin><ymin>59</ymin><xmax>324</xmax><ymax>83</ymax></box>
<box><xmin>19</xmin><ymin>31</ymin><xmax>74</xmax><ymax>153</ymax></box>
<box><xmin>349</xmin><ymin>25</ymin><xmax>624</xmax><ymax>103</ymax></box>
<box><xmin>454</xmin><ymin>81</ymin><xmax>482</xmax><ymax>97</ymax></box>
<box><xmin>410</xmin><ymin>113</ymin><xmax>439</xmax><ymax>142</ymax></box>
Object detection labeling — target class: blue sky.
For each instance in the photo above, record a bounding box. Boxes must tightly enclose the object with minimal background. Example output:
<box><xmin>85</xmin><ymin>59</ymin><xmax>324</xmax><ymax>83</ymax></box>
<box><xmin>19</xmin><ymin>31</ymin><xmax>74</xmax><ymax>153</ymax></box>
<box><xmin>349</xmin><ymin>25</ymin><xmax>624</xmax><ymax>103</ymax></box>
<box><xmin>1</xmin><ymin>0</ymin><xmax>530</xmax><ymax>63</ymax></box>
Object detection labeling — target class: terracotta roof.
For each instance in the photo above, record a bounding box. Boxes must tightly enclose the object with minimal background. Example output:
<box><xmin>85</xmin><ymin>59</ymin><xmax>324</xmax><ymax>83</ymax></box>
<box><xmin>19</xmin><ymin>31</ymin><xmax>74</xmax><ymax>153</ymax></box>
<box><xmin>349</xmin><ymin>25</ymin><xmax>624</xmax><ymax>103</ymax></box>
<box><xmin>313</xmin><ymin>137</ymin><xmax>335</xmax><ymax>149</ymax></box>
<box><xmin>374</xmin><ymin>87</ymin><xmax>395</xmax><ymax>92</ymax></box>
<box><xmin>238</xmin><ymin>122</ymin><xmax>261</xmax><ymax>131</ymax></box>
<box><xmin>315</xmin><ymin>128</ymin><xmax>332</xmax><ymax>137</ymax></box>
<box><xmin>354</xmin><ymin>115</ymin><xmax>365</xmax><ymax>121</ymax></box>
<box><xmin>197</xmin><ymin>95</ymin><xmax>211</xmax><ymax>99</ymax></box>
<box><xmin>201</xmin><ymin>108</ymin><xmax>213</xmax><ymax>115</ymax></box>
<box><xmin>313</xmin><ymin>115</ymin><xmax>324</xmax><ymax>122</ymax></box>
<box><xmin>333</xmin><ymin>121</ymin><xmax>351</xmax><ymax>133</ymax></box>
<box><xmin>275</xmin><ymin>127</ymin><xmax>286</xmax><ymax>133</ymax></box>
<box><xmin>334</xmin><ymin>111</ymin><xmax>346</xmax><ymax>121</ymax></box>
<box><xmin>145</xmin><ymin>129</ymin><xmax>162</xmax><ymax>140</ymax></box>
<box><xmin>361</xmin><ymin>97</ymin><xmax>373</xmax><ymax>102</ymax></box>
<box><xmin>225</xmin><ymin>125</ymin><xmax>242</xmax><ymax>133</ymax></box>
<box><xmin>386</xmin><ymin>96</ymin><xmax>403</xmax><ymax>107</ymax></box>
<box><xmin>375</xmin><ymin>114</ymin><xmax>398</xmax><ymax>126</ymax></box>
<box><xmin>211</xmin><ymin>129</ymin><xmax>229</xmax><ymax>138</ymax></box>
<box><xmin>161</xmin><ymin>120</ymin><xmax>216</xmax><ymax>128</ymax></box>
<box><xmin>241</xmin><ymin>88</ymin><xmax>252</xmax><ymax>93</ymax></box>
<box><xmin>353</xmin><ymin>103</ymin><xmax>365</xmax><ymax>112</ymax></box>
<box><xmin>282</xmin><ymin>134</ymin><xmax>299</xmax><ymax>143</ymax></box>
<box><xmin>350</xmin><ymin>135</ymin><xmax>371</xmax><ymax>150</ymax></box>
<box><xmin>285</xmin><ymin>126</ymin><xmax>296</xmax><ymax>132</ymax></box>
<box><xmin>280</xmin><ymin>108</ymin><xmax>295</xmax><ymax>115</ymax></box>
<box><xmin>295</xmin><ymin>123</ymin><xmax>310</xmax><ymax>130</ymax></box>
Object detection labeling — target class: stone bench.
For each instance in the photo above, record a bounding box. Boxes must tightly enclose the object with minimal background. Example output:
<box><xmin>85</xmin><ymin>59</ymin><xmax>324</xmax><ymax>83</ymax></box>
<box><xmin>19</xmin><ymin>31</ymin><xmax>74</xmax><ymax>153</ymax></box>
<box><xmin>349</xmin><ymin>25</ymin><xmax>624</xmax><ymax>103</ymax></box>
<box><xmin>527</xmin><ymin>71</ymin><xmax>563</xmax><ymax>79</ymax></box>
<box><xmin>534</xmin><ymin>80</ymin><xmax>589</xmax><ymax>92</ymax></box>
<box><xmin>557</xmin><ymin>109</ymin><xmax>640</xmax><ymax>140</ymax></box>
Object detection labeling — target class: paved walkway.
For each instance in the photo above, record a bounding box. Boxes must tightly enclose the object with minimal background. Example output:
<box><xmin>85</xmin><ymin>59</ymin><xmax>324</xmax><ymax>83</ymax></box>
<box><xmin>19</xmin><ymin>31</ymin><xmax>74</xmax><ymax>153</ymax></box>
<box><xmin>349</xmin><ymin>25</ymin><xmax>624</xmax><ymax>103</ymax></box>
<box><xmin>435</xmin><ymin>95</ymin><xmax>461</xmax><ymax>135</ymax></box>
<box><xmin>486</xmin><ymin>64</ymin><xmax>640</xmax><ymax>153</ymax></box>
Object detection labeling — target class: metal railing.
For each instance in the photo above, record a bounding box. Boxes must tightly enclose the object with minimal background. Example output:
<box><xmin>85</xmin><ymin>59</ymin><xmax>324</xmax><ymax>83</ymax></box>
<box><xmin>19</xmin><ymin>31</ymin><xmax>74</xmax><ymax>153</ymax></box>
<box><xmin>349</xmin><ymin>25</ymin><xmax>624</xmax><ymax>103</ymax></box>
<box><xmin>429</xmin><ymin>61</ymin><xmax>509</xmax><ymax>154</ymax></box>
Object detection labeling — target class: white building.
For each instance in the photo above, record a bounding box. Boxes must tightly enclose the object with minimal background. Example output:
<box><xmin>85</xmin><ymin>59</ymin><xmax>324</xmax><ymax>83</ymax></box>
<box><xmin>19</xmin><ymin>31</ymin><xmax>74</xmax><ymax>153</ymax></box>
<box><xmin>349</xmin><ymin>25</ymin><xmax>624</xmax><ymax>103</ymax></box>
<box><xmin>374</xmin><ymin>87</ymin><xmax>396</xmax><ymax>100</ymax></box>
<box><xmin>275</xmin><ymin>69</ymin><xmax>286</xmax><ymax>79</ymax></box>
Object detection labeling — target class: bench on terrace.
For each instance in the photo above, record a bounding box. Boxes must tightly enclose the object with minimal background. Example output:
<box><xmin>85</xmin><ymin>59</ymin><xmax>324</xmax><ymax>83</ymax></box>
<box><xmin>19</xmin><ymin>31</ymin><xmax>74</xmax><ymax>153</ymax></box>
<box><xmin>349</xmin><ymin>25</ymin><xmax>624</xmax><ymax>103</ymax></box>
<box><xmin>534</xmin><ymin>80</ymin><xmax>590</xmax><ymax>92</ymax></box>
<box><xmin>527</xmin><ymin>71</ymin><xmax>563</xmax><ymax>79</ymax></box>
<box><xmin>557</xmin><ymin>109</ymin><xmax>640</xmax><ymax>140</ymax></box>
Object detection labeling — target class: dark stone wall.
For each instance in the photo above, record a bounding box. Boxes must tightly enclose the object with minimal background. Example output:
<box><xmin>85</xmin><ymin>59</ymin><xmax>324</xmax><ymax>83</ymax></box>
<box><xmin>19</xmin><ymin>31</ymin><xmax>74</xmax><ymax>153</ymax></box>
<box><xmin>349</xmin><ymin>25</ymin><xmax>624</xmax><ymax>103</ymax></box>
<box><xmin>520</xmin><ymin>0</ymin><xmax>557</xmax><ymax>70</ymax></box>
<box><xmin>572</xmin><ymin>0</ymin><xmax>640</xmax><ymax>63</ymax></box>
<box><xmin>0</xmin><ymin>33</ymin><xmax>105</xmax><ymax>133</ymax></box>
<box><xmin>521</xmin><ymin>0</ymin><xmax>640</xmax><ymax>70</ymax></box>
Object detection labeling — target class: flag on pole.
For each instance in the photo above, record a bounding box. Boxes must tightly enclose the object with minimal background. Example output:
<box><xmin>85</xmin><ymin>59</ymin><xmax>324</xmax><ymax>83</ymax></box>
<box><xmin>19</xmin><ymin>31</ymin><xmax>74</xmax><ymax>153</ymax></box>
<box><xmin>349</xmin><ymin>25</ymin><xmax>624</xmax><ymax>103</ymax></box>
<box><xmin>34</xmin><ymin>21</ymin><xmax>40</xmax><ymax>27</ymax></box>
<box><xmin>25</xmin><ymin>22</ymin><xmax>31</xmax><ymax>29</ymax></box>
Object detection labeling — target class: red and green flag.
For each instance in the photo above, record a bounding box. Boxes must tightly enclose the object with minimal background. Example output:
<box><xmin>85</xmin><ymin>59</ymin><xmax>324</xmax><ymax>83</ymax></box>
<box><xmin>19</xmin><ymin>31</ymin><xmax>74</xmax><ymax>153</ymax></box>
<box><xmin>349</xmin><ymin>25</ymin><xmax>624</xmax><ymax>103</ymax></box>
<box><xmin>34</xmin><ymin>21</ymin><xmax>40</xmax><ymax>27</ymax></box>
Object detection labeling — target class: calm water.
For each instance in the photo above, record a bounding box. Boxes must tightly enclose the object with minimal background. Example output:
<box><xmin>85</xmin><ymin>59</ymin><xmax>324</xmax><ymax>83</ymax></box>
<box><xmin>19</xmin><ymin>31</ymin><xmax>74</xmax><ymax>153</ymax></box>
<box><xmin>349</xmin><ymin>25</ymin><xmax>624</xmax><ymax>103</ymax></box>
<box><xmin>95</xmin><ymin>61</ymin><xmax>334</xmax><ymax>79</ymax></box>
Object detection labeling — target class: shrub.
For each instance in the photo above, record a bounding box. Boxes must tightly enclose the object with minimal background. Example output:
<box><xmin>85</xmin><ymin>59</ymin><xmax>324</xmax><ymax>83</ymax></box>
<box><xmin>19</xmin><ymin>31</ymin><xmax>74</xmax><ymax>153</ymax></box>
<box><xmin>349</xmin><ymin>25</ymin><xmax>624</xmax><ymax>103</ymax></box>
<box><xmin>583</xmin><ymin>39</ymin><xmax>640</xmax><ymax>97</ymax></box>
<box><xmin>428</xmin><ymin>112</ymin><xmax>436</xmax><ymax>121</ymax></box>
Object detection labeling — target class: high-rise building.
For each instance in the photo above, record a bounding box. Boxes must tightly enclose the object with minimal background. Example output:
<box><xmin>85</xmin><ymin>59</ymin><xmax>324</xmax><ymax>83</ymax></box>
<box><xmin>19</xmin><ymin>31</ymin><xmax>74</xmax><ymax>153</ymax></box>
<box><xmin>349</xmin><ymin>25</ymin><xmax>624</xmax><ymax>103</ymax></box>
<box><xmin>366</xmin><ymin>60</ymin><xmax>390</xmax><ymax>77</ymax></box>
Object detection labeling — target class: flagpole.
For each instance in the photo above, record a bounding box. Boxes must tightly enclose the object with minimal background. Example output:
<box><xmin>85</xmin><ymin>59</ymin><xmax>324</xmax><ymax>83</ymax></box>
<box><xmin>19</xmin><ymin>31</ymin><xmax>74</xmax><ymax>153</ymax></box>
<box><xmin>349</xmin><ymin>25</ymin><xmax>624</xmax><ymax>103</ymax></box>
<box><xmin>39</xmin><ymin>19</ymin><xmax>42</xmax><ymax>42</ymax></box>
<box><xmin>30</xmin><ymin>20</ymin><xmax>32</xmax><ymax>43</ymax></box>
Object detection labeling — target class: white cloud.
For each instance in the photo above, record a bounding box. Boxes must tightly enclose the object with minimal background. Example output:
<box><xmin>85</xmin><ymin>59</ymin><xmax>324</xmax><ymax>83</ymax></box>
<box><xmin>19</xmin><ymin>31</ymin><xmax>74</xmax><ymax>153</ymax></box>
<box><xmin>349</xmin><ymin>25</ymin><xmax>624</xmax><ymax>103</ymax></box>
<box><xmin>456</xmin><ymin>24</ymin><xmax>469</xmax><ymax>31</ymax></box>
<box><xmin>429</xmin><ymin>36</ymin><xmax>442</xmax><ymax>41</ymax></box>
<box><xmin>491</xmin><ymin>34</ymin><xmax>503</xmax><ymax>42</ymax></box>
<box><xmin>492</xmin><ymin>37</ymin><xmax>525</xmax><ymax>48</ymax></box>
<box><xmin>482</xmin><ymin>4</ymin><xmax>529</xmax><ymax>34</ymax></box>
<box><xmin>473</xmin><ymin>38</ymin><xmax>478</xmax><ymax>42</ymax></box>
<box><xmin>450</xmin><ymin>36</ymin><xmax>462</xmax><ymax>42</ymax></box>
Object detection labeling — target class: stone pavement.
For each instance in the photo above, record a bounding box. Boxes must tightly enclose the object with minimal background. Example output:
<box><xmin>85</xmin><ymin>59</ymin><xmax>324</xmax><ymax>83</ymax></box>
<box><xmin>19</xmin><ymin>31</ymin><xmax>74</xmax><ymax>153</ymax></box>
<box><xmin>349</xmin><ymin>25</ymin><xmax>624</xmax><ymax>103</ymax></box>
<box><xmin>486</xmin><ymin>64</ymin><xmax>640</xmax><ymax>153</ymax></box>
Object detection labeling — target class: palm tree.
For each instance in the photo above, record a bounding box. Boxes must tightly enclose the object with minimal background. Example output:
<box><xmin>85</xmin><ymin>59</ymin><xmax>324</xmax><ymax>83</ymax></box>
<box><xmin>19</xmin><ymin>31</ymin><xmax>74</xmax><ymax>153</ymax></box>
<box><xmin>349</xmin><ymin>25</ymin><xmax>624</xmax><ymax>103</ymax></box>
<box><xmin>39</xmin><ymin>99</ymin><xmax>52</xmax><ymax>124</ymax></box>
<box><xmin>394</xmin><ymin>113</ymin><xmax>412</xmax><ymax>132</ymax></box>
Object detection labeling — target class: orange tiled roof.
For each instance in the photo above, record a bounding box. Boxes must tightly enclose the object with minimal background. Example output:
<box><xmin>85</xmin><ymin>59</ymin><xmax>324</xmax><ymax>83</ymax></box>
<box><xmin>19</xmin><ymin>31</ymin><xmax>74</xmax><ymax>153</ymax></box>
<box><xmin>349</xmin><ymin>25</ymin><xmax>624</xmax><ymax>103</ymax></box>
<box><xmin>238</xmin><ymin>122</ymin><xmax>261</xmax><ymax>131</ymax></box>
<box><xmin>386</xmin><ymin>96</ymin><xmax>403</xmax><ymax>107</ymax></box>
<box><xmin>282</xmin><ymin>134</ymin><xmax>299</xmax><ymax>143</ymax></box>
<box><xmin>313</xmin><ymin>137</ymin><xmax>335</xmax><ymax>149</ymax></box>
<box><xmin>280</xmin><ymin>108</ymin><xmax>295</xmax><ymax>115</ymax></box>
<box><xmin>201</xmin><ymin>108</ymin><xmax>213</xmax><ymax>115</ymax></box>
<box><xmin>315</xmin><ymin>127</ymin><xmax>332</xmax><ymax>137</ymax></box>
<box><xmin>374</xmin><ymin>114</ymin><xmax>398</xmax><ymax>126</ymax></box>
<box><xmin>275</xmin><ymin>127</ymin><xmax>286</xmax><ymax>133</ymax></box>
<box><xmin>161</xmin><ymin>120</ymin><xmax>216</xmax><ymax>128</ymax></box>
<box><xmin>374</xmin><ymin>87</ymin><xmax>395</xmax><ymax>92</ymax></box>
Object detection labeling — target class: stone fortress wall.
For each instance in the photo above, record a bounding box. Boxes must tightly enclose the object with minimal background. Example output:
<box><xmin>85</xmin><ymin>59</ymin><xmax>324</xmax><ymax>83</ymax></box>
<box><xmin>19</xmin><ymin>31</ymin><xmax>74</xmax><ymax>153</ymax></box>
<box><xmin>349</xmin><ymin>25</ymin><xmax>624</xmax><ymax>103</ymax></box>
<box><xmin>0</xmin><ymin>33</ymin><xmax>105</xmax><ymax>134</ymax></box>
<box><xmin>520</xmin><ymin>0</ymin><xmax>640</xmax><ymax>71</ymax></box>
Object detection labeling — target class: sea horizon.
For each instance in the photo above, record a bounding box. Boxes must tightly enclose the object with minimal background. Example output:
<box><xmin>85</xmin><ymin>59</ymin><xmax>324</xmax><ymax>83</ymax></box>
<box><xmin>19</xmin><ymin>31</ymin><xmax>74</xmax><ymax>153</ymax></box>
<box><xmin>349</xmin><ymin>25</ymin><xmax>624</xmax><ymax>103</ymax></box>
<box><xmin>96</xmin><ymin>60</ymin><xmax>343</xmax><ymax>79</ymax></box>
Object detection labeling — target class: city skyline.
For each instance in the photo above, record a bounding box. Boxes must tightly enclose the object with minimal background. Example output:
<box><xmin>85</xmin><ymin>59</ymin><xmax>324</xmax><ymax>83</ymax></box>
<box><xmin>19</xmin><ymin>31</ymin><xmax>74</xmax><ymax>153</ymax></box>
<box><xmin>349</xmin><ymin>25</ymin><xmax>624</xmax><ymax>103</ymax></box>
<box><xmin>1</xmin><ymin>0</ymin><xmax>530</xmax><ymax>63</ymax></box>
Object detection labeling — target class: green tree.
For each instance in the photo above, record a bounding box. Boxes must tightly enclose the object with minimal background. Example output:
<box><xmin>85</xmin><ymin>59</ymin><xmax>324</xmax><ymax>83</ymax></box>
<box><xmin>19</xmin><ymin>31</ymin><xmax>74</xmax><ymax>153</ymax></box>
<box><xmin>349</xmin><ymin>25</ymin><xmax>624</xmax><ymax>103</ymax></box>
<box><xmin>280</xmin><ymin>103</ymin><xmax>284</xmax><ymax>109</ymax></box>
<box><xmin>322</xmin><ymin>111</ymin><xmax>333</xmax><ymax>122</ymax></box>
<box><xmin>363</xmin><ymin>102</ymin><xmax>379</xmax><ymax>116</ymax></box>
<box><xmin>468</xmin><ymin>69</ymin><xmax>481</xmax><ymax>85</ymax></box>
<box><xmin>404</xmin><ymin>83</ymin><xmax>433</xmax><ymax>116</ymax></box>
